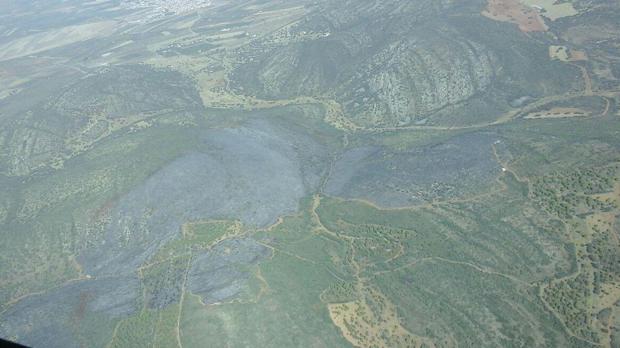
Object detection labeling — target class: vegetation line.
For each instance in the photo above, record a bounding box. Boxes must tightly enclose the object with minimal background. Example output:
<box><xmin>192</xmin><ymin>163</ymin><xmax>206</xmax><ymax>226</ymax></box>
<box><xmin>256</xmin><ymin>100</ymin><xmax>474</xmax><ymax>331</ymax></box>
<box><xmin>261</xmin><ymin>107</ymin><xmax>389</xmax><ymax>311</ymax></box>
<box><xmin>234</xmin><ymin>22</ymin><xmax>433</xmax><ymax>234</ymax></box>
<box><xmin>176</xmin><ymin>255</ymin><xmax>192</xmax><ymax>348</ymax></box>
<box><xmin>105</xmin><ymin>321</ymin><xmax>121</xmax><ymax>348</ymax></box>
<box><xmin>255</xmin><ymin>240</ymin><xmax>318</xmax><ymax>264</ymax></box>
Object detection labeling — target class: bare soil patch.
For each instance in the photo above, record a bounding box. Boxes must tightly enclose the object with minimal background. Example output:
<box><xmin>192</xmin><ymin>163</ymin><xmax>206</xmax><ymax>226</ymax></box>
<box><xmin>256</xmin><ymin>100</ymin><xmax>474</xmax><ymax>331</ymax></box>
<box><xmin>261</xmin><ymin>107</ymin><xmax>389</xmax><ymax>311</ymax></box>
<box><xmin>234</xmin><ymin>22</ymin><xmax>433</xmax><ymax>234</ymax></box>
<box><xmin>482</xmin><ymin>0</ymin><xmax>548</xmax><ymax>32</ymax></box>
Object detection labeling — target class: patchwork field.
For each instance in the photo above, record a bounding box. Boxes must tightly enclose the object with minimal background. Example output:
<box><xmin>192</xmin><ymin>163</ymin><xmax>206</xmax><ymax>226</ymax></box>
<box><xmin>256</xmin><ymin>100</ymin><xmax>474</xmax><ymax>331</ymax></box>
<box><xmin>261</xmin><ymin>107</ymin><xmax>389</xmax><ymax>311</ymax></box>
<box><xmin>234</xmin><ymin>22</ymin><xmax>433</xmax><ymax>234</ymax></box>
<box><xmin>521</xmin><ymin>0</ymin><xmax>578</xmax><ymax>21</ymax></box>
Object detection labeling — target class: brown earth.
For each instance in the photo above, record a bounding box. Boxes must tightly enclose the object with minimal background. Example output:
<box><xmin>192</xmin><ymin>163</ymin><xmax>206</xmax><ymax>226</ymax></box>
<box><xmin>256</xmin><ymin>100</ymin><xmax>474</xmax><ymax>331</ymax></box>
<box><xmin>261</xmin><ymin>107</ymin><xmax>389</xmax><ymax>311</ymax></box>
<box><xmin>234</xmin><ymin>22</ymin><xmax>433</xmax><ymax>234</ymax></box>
<box><xmin>482</xmin><ymin>0</ymin><xmax>548</xmax><ymax>32</ymax></box>
<box><xmin>569</xmin><ymin>49</ymin><xmax>588</xmax><ymax>61</ymax></box>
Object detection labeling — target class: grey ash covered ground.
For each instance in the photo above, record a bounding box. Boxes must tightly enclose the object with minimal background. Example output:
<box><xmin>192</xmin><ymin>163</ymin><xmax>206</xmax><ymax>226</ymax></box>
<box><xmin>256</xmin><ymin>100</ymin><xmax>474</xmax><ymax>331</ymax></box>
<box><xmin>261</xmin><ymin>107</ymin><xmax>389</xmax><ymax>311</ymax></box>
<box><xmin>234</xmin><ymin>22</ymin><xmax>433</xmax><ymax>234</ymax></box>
<box><xmin>0</xmin><ymin>276</ymin><xmax>140</xmax><ymax>348</ymax></box>
<box><xmin>326</xmin><ymin>132</ymin><xmax>503</xmax><ymax>207</ymax></box>
<box><xmin>189</xmin><ymin>238</ymin><xmax>271</xmax><ymax>305</ymax></box>
<box><xmin>1</xmin><ymin>0</ymin><xmax>619</xmax><ymax>347</ymax></box>
<box><xmin>79</xmin><ymin>118</ymin><xmax>329</xmax><ymax>277</ymax></box>
<box><xmin>1</xmin><ymin>115</ymin><xmax>330</xmax><ymax>347</ymax></box>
